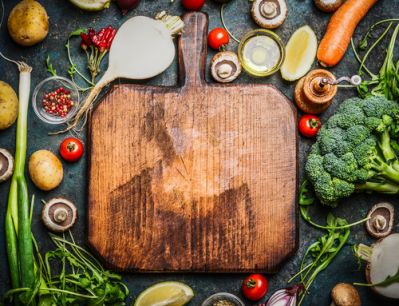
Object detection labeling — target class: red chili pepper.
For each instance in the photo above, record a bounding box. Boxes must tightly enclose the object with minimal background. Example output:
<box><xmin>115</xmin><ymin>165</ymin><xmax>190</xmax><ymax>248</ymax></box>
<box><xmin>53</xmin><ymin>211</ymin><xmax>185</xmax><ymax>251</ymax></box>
<box><xmin>80</xmin><ymin>33</ymin><xmax>91</xmax><ymax>46</ymax></box>
<box><xmin>106</xmin><ymin>28</ymin><xmax>117</xmax><ymax>49</ymax></box>
<box><xmin>102</xmin><ymin>27</ymin><xmax>113</xmax><ymax>49</ymax></box>
<box><xmin>88</xmin><ymin>28</ymin><xmax>96</xmax><ymax>46</ymax></box>
<box><xmin>80</xmin><ymin>32</ymin><xmax>91</xmax><ymax>50</ymax></box>
<box><xmin>93</xmin><ymin>28</ymin><xmax>106</xmax><ymax>49</ymax></box>
<box><xmin>81</xmin><ymin>26</ymin><xmax>117</xmax><ymax>82</ymax></box>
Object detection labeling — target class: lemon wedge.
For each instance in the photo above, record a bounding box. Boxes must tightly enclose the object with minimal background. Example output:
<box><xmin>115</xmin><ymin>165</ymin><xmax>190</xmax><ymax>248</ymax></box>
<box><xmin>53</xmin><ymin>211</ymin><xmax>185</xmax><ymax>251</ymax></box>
<box><xmin>68</xmin><ymin>0</ymin><xmax>111</xmax><ymax>11</ymax></box>
<box><xmin>281</xmin><ymin>25</ymin><xmax>317</xmax><ymax>81</ymax></box>
<box><xmin>134</xmin><ymin>282</ymin><xmax>194</xmax><ymax>306</ymax></box>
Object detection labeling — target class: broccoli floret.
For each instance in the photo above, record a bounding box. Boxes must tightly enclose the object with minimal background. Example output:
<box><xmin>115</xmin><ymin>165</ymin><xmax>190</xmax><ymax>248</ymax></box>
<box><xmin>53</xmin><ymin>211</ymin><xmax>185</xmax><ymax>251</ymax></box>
<box><xmin>326</xmin><ymin>106</ymin><xmax>366</xmax><ymax>130</ymax></box>
<box><xmin>345</xmin><ymin>125</ymin><xmax>370</xmax><ymax>146</ymax></box>
<box><xmin>318</xmin><ymin>127</ymin><xmax>352</xmax><ymax>157</ymax></box>
<box><xmin>323</xmin><ymin>152</ymin><xmax>368</xmax><ymax>183</ymax></box>
<box><xmin>305</xmin><ymin>96</ymin><xmax>399</xmax><ymax>206</ymax></box>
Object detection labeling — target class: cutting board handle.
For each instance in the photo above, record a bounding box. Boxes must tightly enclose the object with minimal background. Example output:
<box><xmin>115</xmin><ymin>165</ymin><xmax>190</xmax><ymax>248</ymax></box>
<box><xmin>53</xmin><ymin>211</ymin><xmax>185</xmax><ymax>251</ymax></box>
<box><xmin>178</xmin><ymin>12</ymin><xmax>208</xmax><ymax>87</ymax></box>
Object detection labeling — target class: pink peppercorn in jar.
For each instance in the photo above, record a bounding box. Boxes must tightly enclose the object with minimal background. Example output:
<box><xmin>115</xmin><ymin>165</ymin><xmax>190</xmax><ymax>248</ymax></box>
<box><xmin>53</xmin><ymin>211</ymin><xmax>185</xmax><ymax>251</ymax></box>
<box><xmin>32</xmin><ymin>76</ymin><xmax>80</xmax><ymax>125</ymax></box>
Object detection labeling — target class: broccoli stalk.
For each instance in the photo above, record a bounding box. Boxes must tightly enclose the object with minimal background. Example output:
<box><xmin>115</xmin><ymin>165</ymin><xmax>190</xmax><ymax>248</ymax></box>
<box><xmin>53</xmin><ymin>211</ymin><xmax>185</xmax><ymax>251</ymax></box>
<box><xmin>356</xmin><ymin>181</ymin><xmax>399</xmax><ymax>194</ymax></box>
<box><xmin>366</xmin><ymin>146</ymin><xmax>399</xmax><ymax>184</ymax></box>
<box><xmin>379</xmin><ymin>129</ymin><xmax>399</xmax><ymax>173</ymax></box>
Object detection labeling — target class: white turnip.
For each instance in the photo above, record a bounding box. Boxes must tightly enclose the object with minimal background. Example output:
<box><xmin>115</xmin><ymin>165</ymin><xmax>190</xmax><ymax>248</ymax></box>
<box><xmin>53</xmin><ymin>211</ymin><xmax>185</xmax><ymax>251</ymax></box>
<box><xmin>355</xmin><ymin>233</ymin><xmax>399</xmax><ymax>299</ymax></box>
<box><xmin>57</xmin><ymin>12</ymin><xmax>184</xmax><ymax>134</ymax></box>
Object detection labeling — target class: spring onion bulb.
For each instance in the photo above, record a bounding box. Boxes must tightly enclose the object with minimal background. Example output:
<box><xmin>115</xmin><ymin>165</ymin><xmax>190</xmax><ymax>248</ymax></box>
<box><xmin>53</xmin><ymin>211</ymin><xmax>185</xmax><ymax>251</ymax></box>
<box><xmin>266</xmin><ymin>284</ymin><xmax>304</xmax><ymax>306</ymax></box>
<box><xmin>55</xmin><ymin>11</ymin><xmax>184</xmax><ymax>134</ymax></box>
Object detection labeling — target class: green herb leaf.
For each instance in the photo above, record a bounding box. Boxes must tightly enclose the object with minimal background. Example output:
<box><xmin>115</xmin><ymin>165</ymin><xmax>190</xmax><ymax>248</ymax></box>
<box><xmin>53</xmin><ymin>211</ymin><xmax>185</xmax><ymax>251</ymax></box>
<box><xmin>299</xmin><ymin>180</ymin><xmax>315</xmax><ymax>206</ymax></box>
<box><xmin>68</xmin><ymin>64</ymin><xmax>76</xmax><ymax>78</ymax></box>
<box><xmin>359</xmin><ymin>35</ymin><xmax>369</xmax><ymax>50</ymax></box>
<box><xmin>46</xmin><ymin>55</ymin><xmax>57</xmax><ymax>77</ymax></box>
<box><xmin>372</xmin><ymin>267</ymin><xmax>399</xmax><ymax>287</ymax></box>
<box><xmin>69</xmin><ymin>28</ymin><xmax>87</xmax><ymax>38</ymax></box>
<box><xmin>326</xmin><ymin>213</ymin><xmax>336</xmax><ymax>227</ymax></box>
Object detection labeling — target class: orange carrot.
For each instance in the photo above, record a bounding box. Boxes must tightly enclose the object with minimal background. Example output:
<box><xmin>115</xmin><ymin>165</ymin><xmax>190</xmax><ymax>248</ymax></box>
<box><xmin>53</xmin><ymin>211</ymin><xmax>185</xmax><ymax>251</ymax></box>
<box><xmin>317</xmin><ymin>0</ymin><xmax>378</xmax><ymax>67</ymax></box>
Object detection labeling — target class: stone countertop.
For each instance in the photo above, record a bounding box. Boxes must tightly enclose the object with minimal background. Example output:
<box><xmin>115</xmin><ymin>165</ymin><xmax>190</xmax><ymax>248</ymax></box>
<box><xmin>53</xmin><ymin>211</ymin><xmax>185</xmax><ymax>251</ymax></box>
<box><xmin>0</xmin><ymin>0</ymin><xmax>398</xmax><ymax>305</ymax></box>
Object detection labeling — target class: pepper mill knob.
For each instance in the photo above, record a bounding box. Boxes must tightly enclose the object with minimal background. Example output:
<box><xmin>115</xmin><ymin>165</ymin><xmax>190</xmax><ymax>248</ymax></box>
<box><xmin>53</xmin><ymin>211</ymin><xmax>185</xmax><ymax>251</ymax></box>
<box><xmin>295</xmin><ymin>69</ymin><xmax>338</xmax><ymax>114</ymax></box>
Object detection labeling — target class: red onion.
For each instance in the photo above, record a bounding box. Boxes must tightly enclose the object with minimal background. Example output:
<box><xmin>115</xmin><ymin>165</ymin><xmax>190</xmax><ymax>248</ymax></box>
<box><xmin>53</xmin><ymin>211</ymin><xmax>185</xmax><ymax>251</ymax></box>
<box><xmin>265</xmin><ymin>284</ymin><xmax>304</xmax><ymax>306</ymax></box>
<box><xmin>116</xmin><ymin>0</ymin><xmax>141</xmax><ymax>15</ymax></box>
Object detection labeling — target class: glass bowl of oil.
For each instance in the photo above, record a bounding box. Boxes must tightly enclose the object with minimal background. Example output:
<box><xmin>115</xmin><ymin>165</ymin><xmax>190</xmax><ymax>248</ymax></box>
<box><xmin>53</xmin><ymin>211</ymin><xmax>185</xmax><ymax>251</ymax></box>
<box><xmin>238</xmin><ymin>29</ymin><xmax>285</xmax><ymax>77</ymax></box>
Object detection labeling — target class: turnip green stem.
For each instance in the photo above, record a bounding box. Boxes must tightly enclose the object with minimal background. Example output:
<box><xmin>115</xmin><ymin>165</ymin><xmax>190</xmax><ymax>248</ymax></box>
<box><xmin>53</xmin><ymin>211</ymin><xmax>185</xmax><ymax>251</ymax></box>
<box><xmin>355</xmin><ymin>243</ymin><xmax>372</xmax><ymax>262</ymax></box>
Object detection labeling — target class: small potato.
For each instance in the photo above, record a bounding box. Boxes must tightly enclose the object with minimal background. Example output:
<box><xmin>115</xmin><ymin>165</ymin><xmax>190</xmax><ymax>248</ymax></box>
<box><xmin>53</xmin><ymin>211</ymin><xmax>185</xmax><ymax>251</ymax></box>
<box><xmin>29</xmin><ymin>150</ymin><xmax>63</xmax><ymax>191</ymax></box>
<box><xmin>0</xmin><ymin>81</ymin><xmax>18</xmax><ymax>130</ymax></box>
<box><xmin>8</xmin><ymin>0</ymin><xmax>49</xmax><ymax>47</ymax></box>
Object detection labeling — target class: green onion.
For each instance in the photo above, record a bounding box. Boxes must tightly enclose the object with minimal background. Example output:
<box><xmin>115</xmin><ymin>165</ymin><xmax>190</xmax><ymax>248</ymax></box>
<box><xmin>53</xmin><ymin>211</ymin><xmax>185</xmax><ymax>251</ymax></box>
<box><xmin>0</xmin><ymin>54</ymin><xmax>38</xmax><ymax>305</ymax></box>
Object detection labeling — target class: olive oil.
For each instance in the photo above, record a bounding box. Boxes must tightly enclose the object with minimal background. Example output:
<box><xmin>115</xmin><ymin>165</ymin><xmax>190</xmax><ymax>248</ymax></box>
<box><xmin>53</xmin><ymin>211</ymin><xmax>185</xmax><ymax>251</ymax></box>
<box><xmin>238</xmin><ymin>30</ymin><xmax>285</xmax><ymax>77</ymax></box>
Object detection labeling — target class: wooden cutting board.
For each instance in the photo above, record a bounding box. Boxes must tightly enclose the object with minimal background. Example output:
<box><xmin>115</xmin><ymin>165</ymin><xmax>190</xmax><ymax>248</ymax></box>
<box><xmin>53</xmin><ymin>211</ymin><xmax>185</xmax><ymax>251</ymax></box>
<box><xmin>88</xmin><ymin>12</ymin><xmax>298</xmax><ymax>273</ymax></box>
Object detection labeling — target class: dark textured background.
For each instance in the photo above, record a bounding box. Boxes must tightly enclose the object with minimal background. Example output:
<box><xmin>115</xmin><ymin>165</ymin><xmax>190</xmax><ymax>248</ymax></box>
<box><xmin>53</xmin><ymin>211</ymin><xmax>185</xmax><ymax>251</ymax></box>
<box><xmin>0</xmin><ymin>0</ymin><xmax>399</xmax><ymax>305</ymax></box>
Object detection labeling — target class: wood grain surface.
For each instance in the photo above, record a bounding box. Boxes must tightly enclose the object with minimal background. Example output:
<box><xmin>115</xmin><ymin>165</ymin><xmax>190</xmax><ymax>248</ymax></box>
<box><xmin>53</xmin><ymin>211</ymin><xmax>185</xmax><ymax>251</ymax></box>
<box><xmin>88</xmin><ymin>12</ymin><xmax>298</xmax><ymax>273</ymax></box>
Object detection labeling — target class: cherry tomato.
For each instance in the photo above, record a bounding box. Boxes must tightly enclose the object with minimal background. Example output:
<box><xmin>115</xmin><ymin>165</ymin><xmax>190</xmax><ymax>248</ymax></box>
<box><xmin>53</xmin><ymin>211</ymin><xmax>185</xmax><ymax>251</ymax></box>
<box><xmin>181</xmin><ymin>0</ymin><xmax>205</xmax><ymax>11</ymax></box>
<box><xmin>299</xmin><ymin>114</ymin><xmax>321</xmax><ymax>138</ymax></box>
<box><xmin>59</xmin><ymin>137</ymin><xmax>84</xmax><ymax>162</ymax></box>
<box><xmin>208</xmin><ymin>28</ymin><xmax>230</xmax><ymax>50</ymax></box>
<box><xmin>242</xmin><ymin>274</ymin><xmax>268</xmax><ymax>301</ymax></box>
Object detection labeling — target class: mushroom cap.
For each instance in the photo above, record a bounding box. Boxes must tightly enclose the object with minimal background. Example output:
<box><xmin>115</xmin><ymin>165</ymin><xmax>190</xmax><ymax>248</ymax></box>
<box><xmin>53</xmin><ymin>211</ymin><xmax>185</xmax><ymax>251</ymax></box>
<box><xmin>366</xmin><ymin>202</ymin><xmax>394</xmax><ymax>239</ymax></box>
<box><xmin>251</xmin><ymin>0</ymin><xmax>288</xmax><ymax>29</ymax></box>
<box><xmin>42</xmin><ymin>198</ymin><xmax>77</xmax><ymax>233</ymax></box>
<box><xmin>0</xmin><ymin>148</ymin><xmax>14</xmax><ymax>183</ymax></box>
<box><xmin>314</xmin><ymin>0</ymin><xmax>344</xmax><ymax>13</ymax></box>
<box><xmin>211</xmin><ymin>51</ymin><xmax>242</xmax><ymax>83</ymax></box>
<box><xmin>331</xmin><ymin>283</ymin><xmax>361</xmax><ymax>306</ymax></box>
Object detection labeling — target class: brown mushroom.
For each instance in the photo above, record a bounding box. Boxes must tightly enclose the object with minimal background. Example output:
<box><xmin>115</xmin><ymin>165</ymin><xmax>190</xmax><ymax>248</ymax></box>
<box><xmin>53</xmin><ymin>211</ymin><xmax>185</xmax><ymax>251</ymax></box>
<box><xmin>0</xmin><ymin>148</ymin><xmax>14</xmax><ymax>183</ymax></box>
<box><xmin>211</xmin><ymin>51</ymin><xmax>242</xmax><ymax>83</ymax></box>
<box><xmin>251</xmin><ymin>0</ymin><xmax>288</xmax><ymax>29</ymax></box>
<box><xmin>331</xmin><ymin>283</ymin><xmax>361</xmax><ymax>306</ymax></box>
<box><xmin>365</xmin><ymin>202</ymin><xmax>394</xmax><ymax>239</ymax></box>
<box><xmin>314</xmin><ymin>0</ymin><xmax>344</xmax><ymax>13</ymax></box>
<box><xmin>42</xmin><ymin>198</ymin><xmax>77</xmax><ymax>233</ymax></box>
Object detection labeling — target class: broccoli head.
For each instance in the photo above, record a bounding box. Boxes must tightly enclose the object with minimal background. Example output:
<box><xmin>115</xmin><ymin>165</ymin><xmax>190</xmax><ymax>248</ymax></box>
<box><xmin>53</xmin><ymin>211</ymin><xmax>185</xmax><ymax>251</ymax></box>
<box><xmin>305</xmin><ymin>96</ymin><xmax>399</xmax><ymax>206</ymax></box>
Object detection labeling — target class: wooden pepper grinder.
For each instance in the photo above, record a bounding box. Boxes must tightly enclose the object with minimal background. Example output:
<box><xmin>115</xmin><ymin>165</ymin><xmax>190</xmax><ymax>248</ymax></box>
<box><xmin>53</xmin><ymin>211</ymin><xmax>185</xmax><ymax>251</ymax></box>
<box><xmin>294</xmin><ymin>69</ymin><xmax>361</xmax><ymax>114</ymax></box>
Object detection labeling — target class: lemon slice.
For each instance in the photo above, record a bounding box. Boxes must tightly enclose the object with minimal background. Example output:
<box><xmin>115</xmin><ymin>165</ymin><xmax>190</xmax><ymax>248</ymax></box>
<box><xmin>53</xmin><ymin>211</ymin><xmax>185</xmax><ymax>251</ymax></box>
<box><xmin>281</xmin><ymin>25</ymin><xmax>317</xmax><ymax>81</ymax></box>
<box><xmin>68</xmin><ymin>0</ymin><xmax>111</xmax><ymax>11</ymax></box>
<box><xmin>134</xmin><ymin>282</ymin><xmax>194</xmax><ymax>306</ymax></box>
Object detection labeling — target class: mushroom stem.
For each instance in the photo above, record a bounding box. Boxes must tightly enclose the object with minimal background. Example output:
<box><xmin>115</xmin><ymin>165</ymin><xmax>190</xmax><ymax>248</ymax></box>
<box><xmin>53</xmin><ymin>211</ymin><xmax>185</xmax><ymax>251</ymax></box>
<box><xmin>261</xmin><ymin>2</ymin><xmax>278</xmax><ymax>18</ymax></box>
<box><xmin>372</xmin><ymin>215</ymin><xmax>387</xmax><ymax>231</ymax></box>
<box><xmin>217</xmin><ymin>64</ymin><xmax>233</xmax><ymax>79</ymax></box>
<box><xmin>54</xmin><ymin>208</ymin><xmax>68</xmax><ymax>223</ymax></box>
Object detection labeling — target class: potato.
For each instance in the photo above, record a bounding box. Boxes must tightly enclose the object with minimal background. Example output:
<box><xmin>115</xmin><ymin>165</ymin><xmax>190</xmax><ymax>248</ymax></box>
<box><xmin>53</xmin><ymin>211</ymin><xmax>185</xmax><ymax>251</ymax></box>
<box><xmin>8</xmin><ymin>0</ymin><xmax>49</xmax><ymax>47</ymax></box>
<box><xmin>0</xmin><ymin>81</ymin><xmax>18</xmax><ymax>130</ymax></box>
<box><xmin>29</xmin><ymin>150</ymin><xmax>63</xmax><ymax>191</ymax></box>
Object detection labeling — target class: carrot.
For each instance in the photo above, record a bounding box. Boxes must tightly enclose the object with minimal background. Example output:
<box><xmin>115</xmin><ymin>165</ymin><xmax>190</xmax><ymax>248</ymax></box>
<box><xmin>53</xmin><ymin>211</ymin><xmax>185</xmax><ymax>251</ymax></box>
<box><xmin>317</xmin><ymin>0</ymin><xmax>378</xmax><ymax>67</ymax></box>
